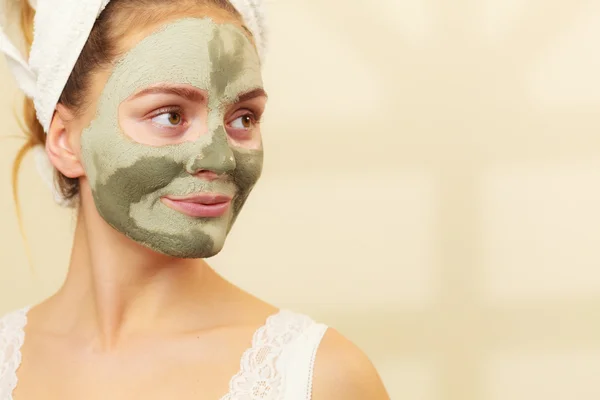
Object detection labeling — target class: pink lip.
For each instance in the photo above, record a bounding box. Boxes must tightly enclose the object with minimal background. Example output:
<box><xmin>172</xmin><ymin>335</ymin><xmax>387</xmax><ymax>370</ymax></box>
<box><xmin>161</xmin><ymin>193</ymin><xmax>232</xmax><ymax>218</ymax></box>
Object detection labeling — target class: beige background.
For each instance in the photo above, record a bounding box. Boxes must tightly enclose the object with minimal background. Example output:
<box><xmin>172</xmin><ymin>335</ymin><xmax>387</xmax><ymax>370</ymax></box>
<box><xmin>2</xmin><ymin>0</ymin><xmax>600</xmax><ymax>398</ymax></box>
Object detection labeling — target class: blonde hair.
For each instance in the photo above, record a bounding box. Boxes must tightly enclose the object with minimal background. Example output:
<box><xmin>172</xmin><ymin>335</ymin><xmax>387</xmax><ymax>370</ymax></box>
<box><xmin>11</xmin><ymin>1</ymin><xmax>46</xmax><ymax>215</ymax></box>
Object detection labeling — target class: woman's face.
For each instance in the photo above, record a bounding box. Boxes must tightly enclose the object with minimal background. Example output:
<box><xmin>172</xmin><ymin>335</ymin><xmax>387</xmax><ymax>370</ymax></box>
<box><xmin>70</xmin><ymin>15</ymin><xmax>266</xmax><ymax>258</ymax></box>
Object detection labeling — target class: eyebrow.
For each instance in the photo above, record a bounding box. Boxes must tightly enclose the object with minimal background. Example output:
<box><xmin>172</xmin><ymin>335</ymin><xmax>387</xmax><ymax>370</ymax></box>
<box><xmin>129</xmin><ymin>85</ymin><xmax>268</xmax><ymax>104</ymax></box>
<box><xmin>129</xmin><ymin>85</ymin><xmax>206</xmax><ymax>102</ymax></box>
<box><xmin>235</xmin><ymin>88</ymin><xmax>268</xmax><ymax>103</ymax></box>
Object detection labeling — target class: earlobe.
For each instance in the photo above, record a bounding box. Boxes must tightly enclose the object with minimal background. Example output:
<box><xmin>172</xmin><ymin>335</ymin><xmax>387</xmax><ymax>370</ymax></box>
<box><xmin>46</xmin><ymin>105</ymin><xmax>85</xmax><ymax>179</ymax></box>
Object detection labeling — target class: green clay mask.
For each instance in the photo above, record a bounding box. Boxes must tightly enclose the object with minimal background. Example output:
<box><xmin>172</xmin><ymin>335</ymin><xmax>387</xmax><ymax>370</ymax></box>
<box><xmin>80</xmin><ymin>18</ymin><xmax>264</xmax><ymax>258</ymax></box>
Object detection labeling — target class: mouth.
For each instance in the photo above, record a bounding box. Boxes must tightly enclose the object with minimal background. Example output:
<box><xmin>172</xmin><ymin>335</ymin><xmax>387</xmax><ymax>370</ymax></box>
<box><xmin>161</xmin><ymin>193</ymin><xmax>232</xmax><ymax>218</ymax></box>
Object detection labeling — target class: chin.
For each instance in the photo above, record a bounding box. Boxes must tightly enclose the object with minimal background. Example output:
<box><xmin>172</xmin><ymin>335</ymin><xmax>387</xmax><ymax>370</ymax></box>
<box><xmin>136</xmin><ymin>232</ymin><xmax>228</xmax><ymax>259</ymax></box>
<box><xmin>146</xmin><ymin>243</ymin><xmax>226</xmax><ymax>259</ymax></box>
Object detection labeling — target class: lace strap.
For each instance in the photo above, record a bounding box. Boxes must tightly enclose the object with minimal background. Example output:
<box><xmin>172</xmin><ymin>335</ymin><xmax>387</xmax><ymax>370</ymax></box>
<box><xmin>0</xmin><ymin>307</ymin><xmax>30</xmax><ymax>400</ymax></box>
<box><xmin>221</xmin><ymin>310</ymin><xmax>317</xmax><ymax>400</ymax></box>
<box><xmin>279</xmin><ymin>322</ymin><xmax>328</xmax><ymax>400</ymax></box>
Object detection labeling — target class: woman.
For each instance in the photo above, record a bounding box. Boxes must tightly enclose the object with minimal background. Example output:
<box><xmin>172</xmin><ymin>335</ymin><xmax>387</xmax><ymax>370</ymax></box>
<box><xmin>0</xmin><ymin>0</ymin><xmax>390</xmax><ymax>399</ymax></box>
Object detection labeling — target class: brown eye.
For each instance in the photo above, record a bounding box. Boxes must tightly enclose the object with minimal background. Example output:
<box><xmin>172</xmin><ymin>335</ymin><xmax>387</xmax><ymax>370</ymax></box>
<box><xmin>151</xmin><ymin>111</ymin><xmax>183</xmax><ymax>127</ymax></box>
<box><xmin>168</xmin><ymin>113</ymin><xmax>181</xmax><ymax>125</ymax></box>
<box><xmin>231</xmin><ymin>114</ymin><xmax>255</xmax><ymax>130</ymax></box>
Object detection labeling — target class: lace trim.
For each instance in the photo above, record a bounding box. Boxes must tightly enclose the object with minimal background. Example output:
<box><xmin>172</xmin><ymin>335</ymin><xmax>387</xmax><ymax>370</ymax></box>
<box><xmin>221</xmin><ymin>310</ymin><xmax>313</xmax><ymax>400</ymax></box>
<box><xmin>0</xmin><ymin>307</ymin><xmax>30</xmax><ymax>400</ymax></box>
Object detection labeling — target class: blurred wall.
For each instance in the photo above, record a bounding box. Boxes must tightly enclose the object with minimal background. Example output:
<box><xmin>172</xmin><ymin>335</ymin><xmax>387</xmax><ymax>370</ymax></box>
<box><xmin>2</xmin><ymin>0</ymin><xmax>600</xmax><ymax>398</ymax></box>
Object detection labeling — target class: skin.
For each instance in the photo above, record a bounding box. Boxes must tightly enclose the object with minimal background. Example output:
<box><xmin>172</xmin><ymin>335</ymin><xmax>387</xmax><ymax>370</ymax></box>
<box><xmin>13</xmin><ymin>7</ymin><xmax>390</xmax><ymax>400</ymax></box>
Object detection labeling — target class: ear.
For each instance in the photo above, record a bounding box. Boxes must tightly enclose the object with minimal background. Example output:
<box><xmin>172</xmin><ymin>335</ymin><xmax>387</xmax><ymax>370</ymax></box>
<box><xmin>46</xmin><ymin>104</ymin><xmax>85</xmax><ymax>179</ymax></box>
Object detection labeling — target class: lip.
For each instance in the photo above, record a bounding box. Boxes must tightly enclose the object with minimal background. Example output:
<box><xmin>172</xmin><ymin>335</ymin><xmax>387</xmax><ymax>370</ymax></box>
<box><xmin>161</xmin><ymin>193</ymin><xmax>232</xmax><ymax>218</ymax></box>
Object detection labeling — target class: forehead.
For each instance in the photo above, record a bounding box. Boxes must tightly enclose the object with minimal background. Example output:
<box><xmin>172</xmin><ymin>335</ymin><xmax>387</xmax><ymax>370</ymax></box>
<box><xmin>103</xmin><ymin>17</ymin><xmax>263</xmax><ymax>104</ymax></box>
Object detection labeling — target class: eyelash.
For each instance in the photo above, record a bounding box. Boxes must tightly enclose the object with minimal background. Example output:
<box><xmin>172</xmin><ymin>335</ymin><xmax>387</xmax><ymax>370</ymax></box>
<box><xmin>232</xmin><ymin>110</ymin><xmax>262</xmax><ymax>125</ymax></box>
<box><xmin>149</xmin><ymin>106</ymin><xmax>185</xmax><ymax>128</ymax></box>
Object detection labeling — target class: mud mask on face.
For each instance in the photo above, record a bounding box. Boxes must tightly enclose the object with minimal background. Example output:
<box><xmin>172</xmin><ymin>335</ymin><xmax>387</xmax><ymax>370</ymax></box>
<box><xmin>79</xmin><ymin>18</ymin><xmax>264</xmax><ymax>258</ymax></box>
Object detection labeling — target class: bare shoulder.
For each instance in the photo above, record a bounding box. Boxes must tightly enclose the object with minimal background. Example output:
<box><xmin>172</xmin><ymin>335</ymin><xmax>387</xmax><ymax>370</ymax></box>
<box><xmin>311</xmin><ymin>328</ymin><xmax>390</xmax><ymax>400</ymax></box>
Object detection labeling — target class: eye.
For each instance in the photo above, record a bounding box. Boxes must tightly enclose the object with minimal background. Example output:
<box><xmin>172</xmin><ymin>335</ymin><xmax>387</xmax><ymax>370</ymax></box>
<box><xmin>230</xmin><ymin>114</ymin><xmax>255</xmax><ymax>130</ymax></box>
<box><xmin>151</xmin><ymin>111</ymin><xmax>183</xmax><ymax>127</ymax></box>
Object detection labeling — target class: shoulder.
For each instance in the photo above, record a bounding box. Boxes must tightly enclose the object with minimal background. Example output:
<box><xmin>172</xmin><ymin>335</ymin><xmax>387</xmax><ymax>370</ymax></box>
<box><xmin>311</xmin><ymin>328</ymin><xmax>390</xmax><ymax>400</ymax></box>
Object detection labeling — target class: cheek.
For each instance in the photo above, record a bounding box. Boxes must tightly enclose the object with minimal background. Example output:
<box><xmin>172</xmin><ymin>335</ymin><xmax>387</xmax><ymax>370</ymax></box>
<box><xmin>227</xmin><ymin>128</ymin><xmax>263</xmax><ymax>150</ymax></box>
<box><xmin>233</xmin><ymin>149</ymin><xmax>263</xmax><ymax>189</ymax></box>
<box><xmin>82</xmin><ymin>122</ymin><xmax>181</xmax><ymax>197</ymax></box>
<box><xmin>107</xmin><ymin>156</ymin><xmax>181</xmax><ymax>196</ymax></box>
<box><xmin>92</xmin><ymin>154</ymin><xmax>183</xmax><ymax>220</ymax></box>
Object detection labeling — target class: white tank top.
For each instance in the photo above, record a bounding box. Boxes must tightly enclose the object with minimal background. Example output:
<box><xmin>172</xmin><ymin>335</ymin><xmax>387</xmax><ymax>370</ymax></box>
<box><xmin>0</xmin><ymin>307</ymin><xmax>328</xmax><ymax>400</ymax></box>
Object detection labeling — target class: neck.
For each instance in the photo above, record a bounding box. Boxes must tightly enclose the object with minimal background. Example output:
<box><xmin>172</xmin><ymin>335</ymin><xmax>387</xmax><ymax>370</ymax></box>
<box><xmin>48</xmin><ymin>200</ymin><xmax>224</xmax><ymax>350</ymax></box>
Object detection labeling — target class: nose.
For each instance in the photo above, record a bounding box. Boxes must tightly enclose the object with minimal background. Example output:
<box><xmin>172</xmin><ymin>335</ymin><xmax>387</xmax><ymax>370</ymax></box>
<box><xmin>193</xmin><ymin>170</ymin><xmax>222</xmax><ymax>181</ymax></box>
<box><xmin>186</xmin><ymin>126</ymin><xmax>236</xmax><ymax>176</ymax></box>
